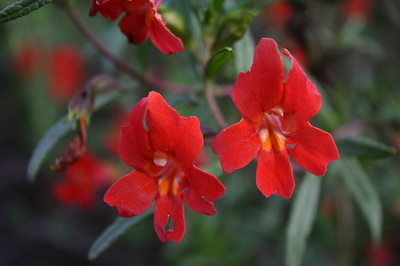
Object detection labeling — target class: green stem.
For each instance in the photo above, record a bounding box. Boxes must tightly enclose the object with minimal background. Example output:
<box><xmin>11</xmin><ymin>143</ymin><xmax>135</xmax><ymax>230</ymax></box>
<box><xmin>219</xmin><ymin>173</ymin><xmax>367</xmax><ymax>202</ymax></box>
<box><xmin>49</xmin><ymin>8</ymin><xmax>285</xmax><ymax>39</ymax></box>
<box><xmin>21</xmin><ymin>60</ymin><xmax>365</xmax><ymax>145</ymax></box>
<box><xmin>204</xmin><ymin>79</ymin><xmax>227</xmax><ymax>130</ymax></box>
<box><xmin>336</xmin><ymin>186</ymin><xmax>355</xmax><ymax>266</ymax></box>
<box><xmin>202</xmin><ymin>38</ymin><xmax>227</xmax><ymax>130</ymax></box>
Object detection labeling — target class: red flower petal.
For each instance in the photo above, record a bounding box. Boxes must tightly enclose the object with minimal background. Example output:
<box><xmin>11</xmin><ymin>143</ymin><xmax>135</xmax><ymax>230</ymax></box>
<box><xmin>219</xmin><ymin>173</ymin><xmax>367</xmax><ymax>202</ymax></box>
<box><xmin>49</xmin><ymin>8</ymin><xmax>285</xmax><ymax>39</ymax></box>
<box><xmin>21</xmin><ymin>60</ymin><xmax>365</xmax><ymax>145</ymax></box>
<box><xmin>119</xmin><ymin>11</ymin><xmax>149</xmax><ymax>44</ymax></box>
<box><xmin>119</xmin><ymin>97</ymin><xmax>155</xmax><ymax>172</ymax></box>
<box><xmin>122</xmin><ymin>0</ymin><xmax>150</xmax><ymax>12</ymax></box>
<box><xmin>90</xmin><ymin>0</ymin><xmax>125</xmax><ymax>19</ymax></box>
<box><xmin>147</xmin><ymin>8</ymin><xmax>184</xmax><ymax>54</ymax></box>
<box><xmin>146</xmin><ymin>91</ymin><xmax>203</xmax><ymax>167</ymax></box>
<box><xmin>154</xmin><ymin>194</ymin><xmax>185</xmax><ymax>243</ymax></box>
<box><xmin>151</xmin><ymin>0</ymin><xmax>162</xmax><ymax>10</ymax></box>
<box><xmin>281</xmin><ymin>49</ymin><xmax>321</xmax><ymax>130</ymax></box>
<box><xmin>256</xmin><ymin>149</ymin><xmax>295</xmax><ymax>198</ymax></box>
<box><xmin>286</xmin><ymin>123</ymin><xmax>339</xmax><ymax>176</ymax></box>
<box><xmin>182</xmin><ymin>167</ymin><xmax>225</xmax><ymax>215</ymax></box>
<box><xmin>231</xmin><ymin>38</ymin><xmax>284</xmax><ymax>123</ymax></box>
<box><xmin>104</xmin><ymin>171</ymin><xmax>158</xmax><ymax>217</ymax></box>
<box><xmin>211</xmin><ymin>119</ymin><xmax>260</xmax><ymax>173</ymax></box>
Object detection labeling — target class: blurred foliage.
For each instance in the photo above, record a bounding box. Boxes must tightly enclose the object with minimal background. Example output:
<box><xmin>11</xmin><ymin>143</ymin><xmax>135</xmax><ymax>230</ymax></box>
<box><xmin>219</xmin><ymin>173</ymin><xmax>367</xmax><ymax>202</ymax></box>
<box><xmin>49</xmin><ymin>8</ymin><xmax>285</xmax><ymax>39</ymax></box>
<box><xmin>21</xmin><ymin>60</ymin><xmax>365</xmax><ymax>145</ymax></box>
<box><xmin>1</xmin><ymin>0</ymin><xmax>400</xmax><ymax>265</ymax></box>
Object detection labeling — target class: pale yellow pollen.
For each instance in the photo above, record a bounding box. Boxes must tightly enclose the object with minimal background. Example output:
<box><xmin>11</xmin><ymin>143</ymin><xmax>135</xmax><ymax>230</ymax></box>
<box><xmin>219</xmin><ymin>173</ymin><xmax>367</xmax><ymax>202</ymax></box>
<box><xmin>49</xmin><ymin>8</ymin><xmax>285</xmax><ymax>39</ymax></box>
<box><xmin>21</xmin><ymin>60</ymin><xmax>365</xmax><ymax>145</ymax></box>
<box><xmin>270</xmin><ymin>107</ymin><xmax>284</xmax><ymax>116</ymax></box>
<box><xmin>154</xmin><ymin>150</ymin><xmax>168</xmax><ymax>166</ymax></box>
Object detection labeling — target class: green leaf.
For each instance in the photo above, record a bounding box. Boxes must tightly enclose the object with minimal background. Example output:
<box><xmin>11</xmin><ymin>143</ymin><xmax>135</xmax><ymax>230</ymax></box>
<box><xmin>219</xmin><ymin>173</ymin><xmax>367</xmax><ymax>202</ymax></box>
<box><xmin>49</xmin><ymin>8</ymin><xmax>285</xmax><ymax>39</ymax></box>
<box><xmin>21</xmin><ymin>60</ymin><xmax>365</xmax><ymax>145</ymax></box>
<box><xmin>285</xmin><ymin>173</ymin><xmax>322</xmax><ymax>266</ymax></box>
<box><xmin>88</xmin><ymin>209</ymin><xmax>153</xmax><ymax>260</ymax></box>
<box><xmin>27</xmin><ymin>91</ymin><xmax>123</xmax><ymax>182</ymax></box>
<box><xmin>212</xmin><ymin>8</ymin><xmax>257</xmax><ymax>52</ymax></box>
<box><xmin>336</xmin><ymin>136</ymin><xmax>396</xmax><ymax>160</ymax></box>
<box><xmin>205</xmin><ymin>47</ymin><xmax>234</xmax><ymax>79</ymax></box>
<box><xmin>27</xmin><ymin>118</ymin><xmax>75</xmax><ymax>183</ymax></box>
<box><xmin>0</xmin><ymin>0</ymin><xmax>52</xmax><ymax>23</ymax></box>
<box><xmin>174</xmin><ymin>0</ymin><xmax>202</xmax><ymax>52</ymax></box>
<box><xmin>233</xmin><ymin>28</ymin><xmax>254</xmax><ymax>74</ymax></box>
<box><xmin>203</xmin><ymin>0</ymin><xmax>225</xmax><ymax>27</ymax></box>
<box><xmin>338</xmin><ymin>159</ymin><xmax>382</xmax><ymax>244</ymax></box>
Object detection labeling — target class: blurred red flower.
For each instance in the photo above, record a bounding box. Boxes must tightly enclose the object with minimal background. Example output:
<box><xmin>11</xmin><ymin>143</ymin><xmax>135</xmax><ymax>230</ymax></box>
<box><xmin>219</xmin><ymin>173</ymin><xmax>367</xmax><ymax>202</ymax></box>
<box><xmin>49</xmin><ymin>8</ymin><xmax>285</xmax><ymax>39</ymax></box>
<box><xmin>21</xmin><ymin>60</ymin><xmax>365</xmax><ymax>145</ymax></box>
<box><xmin>90</xmin><ymin>0</ymin><xmax>184</xmax><ymax>55</ymax></box>
<box><xmin>264</xmin><ymin>0</ymin><xmax>294</xmax><ymax>29</ymax></box>
<box><xmin>343</xmin><ymin>0</ymin><xmax>373</xmax><ymax>22</ymax></box>
<box><xmin>104</xmin><ymin>91</ymin><xmax>225</xmax><ymax>242</ymax></box>
<box><xmin>366</xmin><ymin>242</ymin><xmax>394</xmax><ymax>266</ymax></box>
<box><xmin>281</xmin><ymin>37</ymin><xmax>309</xmax><ymax>69</ymax></box>
<box><xmin>48</xmin><ymin>46</ymin><xmax>85</xmax><ymax>102</ymax></box>
<box><xmin>103</xmin><ymin>109</ymin><xmax>129</xmax><ymax>155</ymax></box>
<box><xmin>212</xmin><ymin>38</ymin><xmax>339</xmax><ymax>198</ymax></box>
<box><xmin>13</xmin><ymin>43</ymin><xmax>42</xmax><ymax>79</ymax></box>
<box><xmin>13</xmin><ymin>44</ymin><xmax>85</xmax><ymax>103</ymax></box>
<box><xmin>53</xmin><ymin>152</ymin><xmax>114</xmax><ymax>210</ymax></box>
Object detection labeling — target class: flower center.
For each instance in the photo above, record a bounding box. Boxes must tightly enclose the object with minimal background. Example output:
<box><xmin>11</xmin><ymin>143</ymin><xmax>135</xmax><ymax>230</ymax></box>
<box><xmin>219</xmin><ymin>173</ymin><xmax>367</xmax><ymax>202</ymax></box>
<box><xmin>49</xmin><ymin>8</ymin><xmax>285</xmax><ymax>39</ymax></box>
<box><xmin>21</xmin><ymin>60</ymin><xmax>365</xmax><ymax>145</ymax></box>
<box><xmin>154</xmin><ymin>152</ymin><xmax>183</xmax><ymax>196</ymax></box>
<box><xmin>258</xmin><ymin>108</ymin><xmax>286</xmax><ymax>152</ymax></box>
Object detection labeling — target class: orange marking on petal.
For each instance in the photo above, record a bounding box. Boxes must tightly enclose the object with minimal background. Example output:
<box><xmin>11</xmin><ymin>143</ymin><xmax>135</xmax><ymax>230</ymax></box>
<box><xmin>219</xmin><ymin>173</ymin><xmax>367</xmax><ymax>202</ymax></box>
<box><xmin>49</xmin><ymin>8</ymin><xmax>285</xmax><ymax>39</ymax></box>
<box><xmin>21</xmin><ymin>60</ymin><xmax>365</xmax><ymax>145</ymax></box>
<box><xmin>156</xmin><ymin>160</ymin><xmax>183</xmax><ymax>197</ymax></box>
<box><xmin>258</xmin><ymin>110</ymin><xmax>286</xmax><ymax>152</ymax></box>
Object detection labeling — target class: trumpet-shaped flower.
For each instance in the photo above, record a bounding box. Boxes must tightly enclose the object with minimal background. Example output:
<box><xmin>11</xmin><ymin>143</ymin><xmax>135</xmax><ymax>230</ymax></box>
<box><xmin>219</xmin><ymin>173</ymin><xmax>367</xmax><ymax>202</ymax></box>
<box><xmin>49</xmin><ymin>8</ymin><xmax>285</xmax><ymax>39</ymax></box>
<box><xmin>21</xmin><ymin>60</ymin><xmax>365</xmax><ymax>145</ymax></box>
<box><xmin>212</xmin><ymin>38</ymin><xmax>339</xmax><ymax>198</ymax></box>
<box><xmin>90</xmin><ymin>0</ymin><xmax>184</xmax><ymax>54</ymax></box>
<box><xmin>104</xmin><ymin>91</ymin><xmax>225</xmax><ymax>242</ymax></box>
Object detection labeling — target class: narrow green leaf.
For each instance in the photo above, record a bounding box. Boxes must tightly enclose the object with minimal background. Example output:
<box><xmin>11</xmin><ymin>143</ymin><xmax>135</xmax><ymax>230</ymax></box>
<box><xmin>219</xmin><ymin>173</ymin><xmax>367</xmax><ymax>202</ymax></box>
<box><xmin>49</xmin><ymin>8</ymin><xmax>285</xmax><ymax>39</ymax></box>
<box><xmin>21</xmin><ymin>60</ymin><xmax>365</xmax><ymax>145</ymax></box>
<box><xmin>205</xmin><ymin>47</ymin><xmax>233</xmax><ymax>79</ymax></box>
<box><xmin>336</xmin><ymin>136</ymin><xmax>396</xmax><ymax>160</ymax></box>
<box><xmin>0</xmin><ymin>0</ymin><xmax>52</xmax><ymax>23</ymax></box>
<box><xmin>27</xmin><ymin>91</ymin><xmax>123</xmax><ymax>182</ymax></box>
<box><xmin>27</xmin><ymin>118</ymin><xmax>75</xmax><ymax>183</ymax></box>
<box><xmin>89</xmin><ymin>209</ymin><xmax>153</xmax><ymax>260</ymax></box>
<box><xmin>233</xmin><ymin>28</ymin><xmax>254</xmax><ymax>74</ymax></box>
<box><xmin>338</xmin><ymin>159</ymin><xmax>382</xmax><ymax>244</ymax></box>
<box><xmin>285</xmin><ymin>173</ymin><xmax>322</xmax><ymax>266</ymax></box>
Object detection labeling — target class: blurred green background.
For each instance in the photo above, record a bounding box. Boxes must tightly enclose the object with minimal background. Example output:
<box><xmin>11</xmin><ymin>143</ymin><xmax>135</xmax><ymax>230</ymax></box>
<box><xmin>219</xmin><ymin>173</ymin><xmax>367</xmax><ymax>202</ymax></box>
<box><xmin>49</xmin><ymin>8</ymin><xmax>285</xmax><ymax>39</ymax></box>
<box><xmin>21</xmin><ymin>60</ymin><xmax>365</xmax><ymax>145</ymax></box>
<box><xmin>1</xmin><ymin>0</ymin><xmax>400</xmax><ymax>265</ymax></box>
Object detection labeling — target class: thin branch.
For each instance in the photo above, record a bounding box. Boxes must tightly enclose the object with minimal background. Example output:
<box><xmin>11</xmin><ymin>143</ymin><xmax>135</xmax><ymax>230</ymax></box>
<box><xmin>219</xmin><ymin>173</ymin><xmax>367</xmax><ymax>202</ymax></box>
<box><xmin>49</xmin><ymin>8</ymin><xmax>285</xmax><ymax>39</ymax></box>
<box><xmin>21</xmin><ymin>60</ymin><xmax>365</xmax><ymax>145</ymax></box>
<box><xmin>202</xmin><ymin>38</ymin><xmax>228</xmax><ymax>130</ymax></box>
<box><xmin>204</xmin><ymin>80</ymin><xmax>227</xmax><ymax>130</ymax></box>
<box><xmin>64</xmin><ymin>3</ymin><xmax>147</xmax><ymax>84</ymax></box>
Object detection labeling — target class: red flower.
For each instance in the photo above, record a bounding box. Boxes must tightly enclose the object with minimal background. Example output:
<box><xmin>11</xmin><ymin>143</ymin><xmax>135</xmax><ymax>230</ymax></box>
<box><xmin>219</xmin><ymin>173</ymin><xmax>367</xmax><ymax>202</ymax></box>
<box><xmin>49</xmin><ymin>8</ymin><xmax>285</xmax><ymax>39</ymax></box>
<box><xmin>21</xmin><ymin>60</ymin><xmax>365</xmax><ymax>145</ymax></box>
<box><xmin>90</xmin><ymin>0</ymin><xmax>184</xmax><ymax>55</ymax></box>
<box><xmin>264</xmin><ymin>0</ymin><xmax>294</xmax><ymax>29</ymax></box>
<box><xmin>13</xmin><ymin>42</ymin><xmax>42</xmax><ymax>79</ymax></box>
<box><xmin>103</xmin><ymin>109</ymin><xmax>129</xmax><ymax>155</ymax></box>
<box><xmin>13</xmin><ymin>44</ymin><xmax>84</xmax><ymax>102</ymax></box>
<box><xmin>104</xmin><ymin>91</ymin><xmax>225</xmax><ymax>242</ymax></box>
<box><xmin>48</xmin><ymin>45</ymin><xmax>85</xmax><ymax>102</ymax></box>
<box><xmin>53</xmin><ymin>153</ymin><xmax>114</xmax><ymax>210</ymax></box>
<box><xmin>343</xmin><ymin>0</ymin><xmax>373</xmax><ymax>22</ymax></box>
<box><xmin>366</xmin><ymin>241</ymin><xmax>394</xmax><ymax>266</ymax></box>
<box><xmin>211</xmin><ymin>38</ymin><xmax>339</xmax><ymax>198</ymax></box>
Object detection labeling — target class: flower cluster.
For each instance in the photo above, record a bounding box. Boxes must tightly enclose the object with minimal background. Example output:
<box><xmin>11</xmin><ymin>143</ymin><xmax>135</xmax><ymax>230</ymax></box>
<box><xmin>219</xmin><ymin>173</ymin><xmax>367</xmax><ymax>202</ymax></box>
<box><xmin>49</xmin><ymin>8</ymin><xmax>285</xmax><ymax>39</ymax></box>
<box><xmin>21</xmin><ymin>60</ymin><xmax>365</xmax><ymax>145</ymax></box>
<box><xmin>85</xmin><ymin>1</ymin><xmax>340</xmax><ymax>243</ymax></box>
<box><xmin>101</xmin><ymin>37</ymin><xmax>339</xmax><ymax>241</ymax></box>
